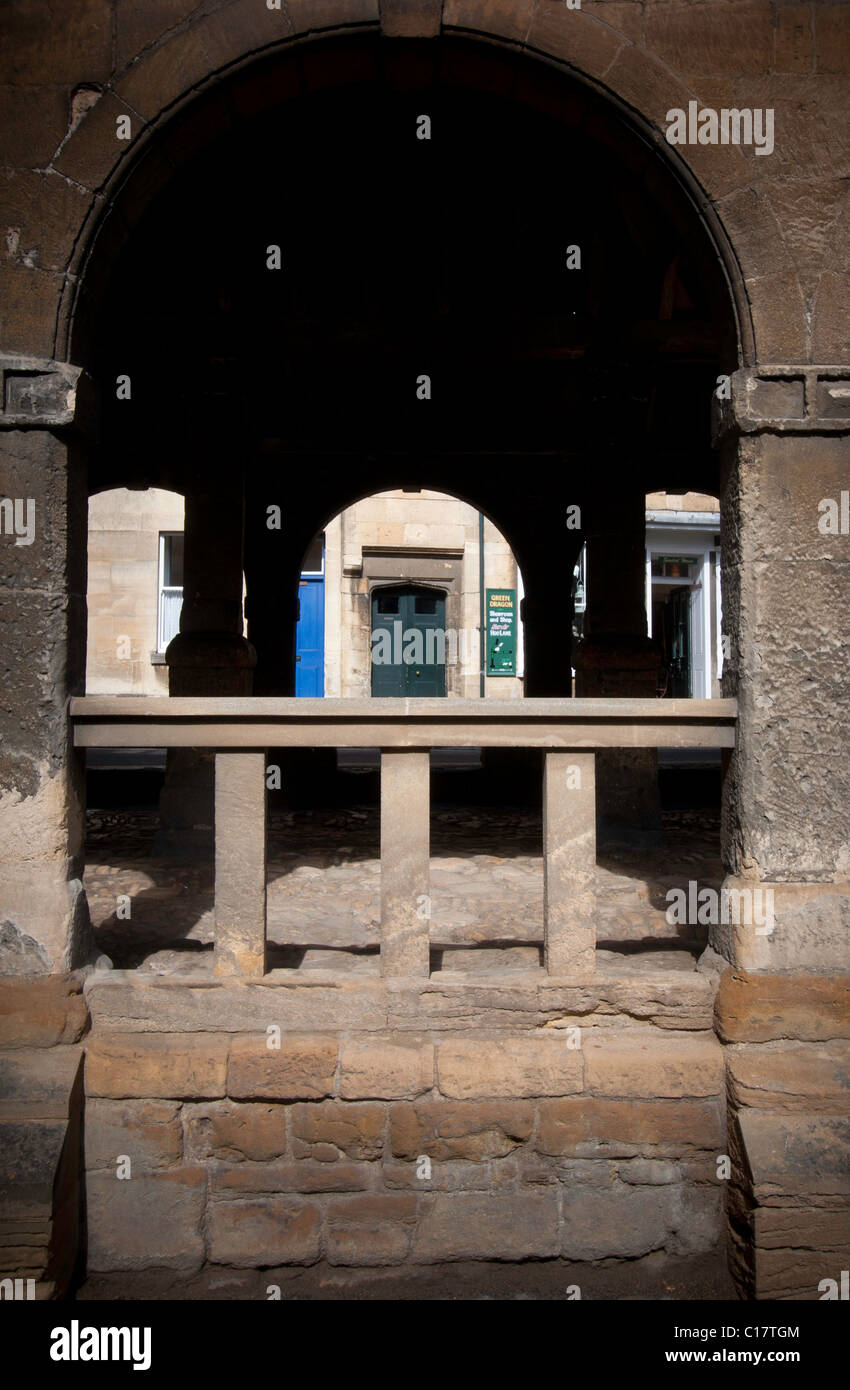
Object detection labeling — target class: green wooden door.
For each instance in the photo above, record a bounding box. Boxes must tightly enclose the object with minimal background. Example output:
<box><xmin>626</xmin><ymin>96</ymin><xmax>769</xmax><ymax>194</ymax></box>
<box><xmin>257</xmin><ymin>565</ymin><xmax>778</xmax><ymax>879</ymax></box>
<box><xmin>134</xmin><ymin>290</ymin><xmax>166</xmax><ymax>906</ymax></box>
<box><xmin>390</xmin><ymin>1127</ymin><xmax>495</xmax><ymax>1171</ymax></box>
<box><xmin>371</xmin><ymin>586</ymin><xmax>447</xmax><ymax>698</ymax></box>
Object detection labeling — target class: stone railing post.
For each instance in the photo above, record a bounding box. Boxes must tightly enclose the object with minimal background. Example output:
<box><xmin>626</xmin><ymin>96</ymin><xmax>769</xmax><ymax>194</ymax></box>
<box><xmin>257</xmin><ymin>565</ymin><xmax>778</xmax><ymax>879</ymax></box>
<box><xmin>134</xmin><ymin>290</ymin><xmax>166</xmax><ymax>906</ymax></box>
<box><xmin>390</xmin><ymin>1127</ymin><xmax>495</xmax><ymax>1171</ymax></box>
<box><xmin>380</xmin><ymin>750</ymin><xmax>430</xmax><ymax>978</ymax></box>
<box><xmin>214</xmin><ymin>751</ymin><xmax>267</xmax><ymax>977</ymax></box>
<box><xmin>544</xmin><ymin>750</ymin><xmax>596</xmax><ymax>976</ymax></box>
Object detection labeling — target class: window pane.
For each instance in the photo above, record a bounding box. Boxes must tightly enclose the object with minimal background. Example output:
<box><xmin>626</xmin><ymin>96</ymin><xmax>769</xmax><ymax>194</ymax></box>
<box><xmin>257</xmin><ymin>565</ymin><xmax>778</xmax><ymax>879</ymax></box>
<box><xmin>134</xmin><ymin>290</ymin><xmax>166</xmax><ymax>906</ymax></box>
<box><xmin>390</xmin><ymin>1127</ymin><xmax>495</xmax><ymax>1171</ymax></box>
<box><xmin>377</xmin><ymin>594</ymin><xmax>399</xmax><ymax>614</ymax></box>
<box><xmin>414</xmin><ymin>594</ymin><xmax>438</xmax><ymax>615</ymax></box>
<box><xmin>164</xmin><ymin>533</ymin><xmax>184</xmax><ymax>587</ymax></box>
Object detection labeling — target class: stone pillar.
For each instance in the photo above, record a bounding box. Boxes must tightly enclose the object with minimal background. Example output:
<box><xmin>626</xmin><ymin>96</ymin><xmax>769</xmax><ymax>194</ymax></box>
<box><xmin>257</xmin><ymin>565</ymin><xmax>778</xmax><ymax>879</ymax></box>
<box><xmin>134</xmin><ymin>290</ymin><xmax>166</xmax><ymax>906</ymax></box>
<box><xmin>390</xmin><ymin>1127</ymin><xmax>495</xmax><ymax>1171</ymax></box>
<box><xmin>214</xmin><ymin>752</ymin><xmax>267</xmax><ymax>978</ymax></box>
<box><xmin>574</xmin><ymin>486</ymin><xmax>662</xmax><ymax>848</ymax></box>
<box><xmin>544</xmin><ymin>751</ymin><xmax>596</xmax><ymax>977</ymax></box>
<box><xmin>380</xmin><ymin>750</ymin><xmax>430</xmax><ymax>978</ymax></box>
<box><xmin>0</xmin><ymin>357</ymin><xmax>97</xmax><ymax>974</ymax></box>
<box><xmin>157</xmin><ymin>462</ymin><xmax>256</xmax><ymax>856</ymax></box>
<box><xmin>713</xmin><ymin>366</ymin><xmax>850</xmax><ymax>973</ymax></box>
<box><xmin>713</xmin><ymin>367</ymin><xmax>850</xmax><ymax>1303</ymax></box>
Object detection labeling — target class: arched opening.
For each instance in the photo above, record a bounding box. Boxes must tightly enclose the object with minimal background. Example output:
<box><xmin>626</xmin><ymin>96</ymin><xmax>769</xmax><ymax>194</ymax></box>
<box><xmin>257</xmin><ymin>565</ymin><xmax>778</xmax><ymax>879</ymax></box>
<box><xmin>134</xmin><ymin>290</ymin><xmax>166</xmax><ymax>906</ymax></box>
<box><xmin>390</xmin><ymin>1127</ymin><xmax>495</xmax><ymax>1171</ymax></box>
<box><xmin>70</xmin><ymin>30</ymin><xmax>741</xmax><ymax>973</ymax></box>
<box><xmin>70</xmin><ymin>31</ymin><xmax>741</xmax><ymax>712</ymax></box>
<box><xmin>295</xmin><ymin>487</ymin><xmax>524</xmax><ymax>701</ymax></box>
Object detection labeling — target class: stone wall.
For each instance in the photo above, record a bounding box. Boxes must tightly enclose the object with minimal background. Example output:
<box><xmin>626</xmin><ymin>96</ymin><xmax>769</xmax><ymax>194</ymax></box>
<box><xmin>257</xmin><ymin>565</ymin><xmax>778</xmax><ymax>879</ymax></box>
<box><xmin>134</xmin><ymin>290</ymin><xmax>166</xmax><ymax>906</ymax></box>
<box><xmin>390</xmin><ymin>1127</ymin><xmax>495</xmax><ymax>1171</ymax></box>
<box><xmin>717</xmin><ymin>969</ymin><xmax>850</xmax><ymax>1300</ymax></box>
<box><xmin>81</xmin><ymin>1023</ymin><xmax>726</xmax><ymax>1280</ymax></box>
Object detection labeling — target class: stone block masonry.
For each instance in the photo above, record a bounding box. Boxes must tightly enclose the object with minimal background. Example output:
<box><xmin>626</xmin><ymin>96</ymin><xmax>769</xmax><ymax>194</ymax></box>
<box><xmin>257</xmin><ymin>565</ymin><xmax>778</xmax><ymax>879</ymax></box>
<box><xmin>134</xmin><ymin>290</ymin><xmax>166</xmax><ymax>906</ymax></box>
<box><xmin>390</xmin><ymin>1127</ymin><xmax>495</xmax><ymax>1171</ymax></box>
<box><xmin>82</xmin><ymin>1025</ymin><xmax>727</xmax><ymax>1275</ymax></box>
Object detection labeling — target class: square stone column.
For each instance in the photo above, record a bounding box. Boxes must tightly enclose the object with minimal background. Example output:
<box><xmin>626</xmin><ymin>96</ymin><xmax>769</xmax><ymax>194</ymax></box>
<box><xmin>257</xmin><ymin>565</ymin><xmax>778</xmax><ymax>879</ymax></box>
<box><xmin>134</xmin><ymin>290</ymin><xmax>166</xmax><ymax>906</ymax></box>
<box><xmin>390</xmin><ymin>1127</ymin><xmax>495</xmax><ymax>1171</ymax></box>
<box><xmin>714</xmin><ymin>367</ymin><xmax>850</xmax><ymax>971</ymax></box>
<box><xmin>158</xmin><ymin>464</ymin><xmax>256</xmax><ymax>858</ymax></box>
<box><xmin>380</xmin><ymin>750</ymin><xmax>430</xmax><ymax>978</ymax></box>
<box><xmin>0</xmin><ymin>359</ymin><xmax>96</xmax><ymax>974</ymax></box>
<box><xmin>544</xmin><ymin>751</ymin><xmax>596</xmax><ymax>977</ymax></box>
<box><xmin>214</xmin><ymin>752</ymin><xmax>267</xmax><ymax>978</ymax></box>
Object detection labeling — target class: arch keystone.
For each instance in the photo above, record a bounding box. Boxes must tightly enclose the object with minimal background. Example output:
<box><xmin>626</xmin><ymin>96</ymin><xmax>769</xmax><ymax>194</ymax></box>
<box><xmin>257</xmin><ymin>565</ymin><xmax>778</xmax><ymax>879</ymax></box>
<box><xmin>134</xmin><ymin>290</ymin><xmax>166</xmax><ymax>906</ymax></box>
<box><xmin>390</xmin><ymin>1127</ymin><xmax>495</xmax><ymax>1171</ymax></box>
<box><xmin>380</xmin><ymin>0</ymin><xmax>443</xmax><ymax>37</ymax></box>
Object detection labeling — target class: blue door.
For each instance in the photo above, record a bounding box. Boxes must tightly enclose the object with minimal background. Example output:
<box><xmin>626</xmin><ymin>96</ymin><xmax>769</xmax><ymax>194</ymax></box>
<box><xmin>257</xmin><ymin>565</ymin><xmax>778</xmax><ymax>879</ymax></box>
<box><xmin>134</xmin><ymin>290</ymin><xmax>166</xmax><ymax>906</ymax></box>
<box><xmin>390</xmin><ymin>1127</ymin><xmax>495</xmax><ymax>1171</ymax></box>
<box><xmin>295</xmin><ymin>576</ymin><xmax>325</xmax><ymax>696</ymax></box>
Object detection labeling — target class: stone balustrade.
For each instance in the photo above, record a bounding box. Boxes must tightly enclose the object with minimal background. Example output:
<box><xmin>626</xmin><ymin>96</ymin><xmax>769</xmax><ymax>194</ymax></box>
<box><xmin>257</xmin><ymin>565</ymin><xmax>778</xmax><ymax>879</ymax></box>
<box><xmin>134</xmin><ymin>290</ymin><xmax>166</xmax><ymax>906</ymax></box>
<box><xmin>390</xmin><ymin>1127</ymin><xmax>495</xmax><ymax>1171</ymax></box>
<box><xmin>70</xmin><ymin>698</ymin><xmax>737</xmax><ymax>982</ymax></box>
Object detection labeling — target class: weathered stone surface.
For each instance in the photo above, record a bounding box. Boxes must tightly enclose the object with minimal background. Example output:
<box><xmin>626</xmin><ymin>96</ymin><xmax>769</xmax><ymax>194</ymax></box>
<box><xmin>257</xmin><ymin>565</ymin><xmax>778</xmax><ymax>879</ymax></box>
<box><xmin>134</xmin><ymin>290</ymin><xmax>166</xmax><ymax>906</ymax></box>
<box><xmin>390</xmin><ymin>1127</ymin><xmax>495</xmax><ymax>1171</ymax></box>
<box><xmin>380</xmin><ymin>751</ymin><xmax>430</xmax><ymax>978</ymax></box>
<box><xmin>754</xmin><ymin>1247</ymin><xmax>850</xmax><ymax>1301</ymax></box>
<box><xmin>736</xmin><ymin>1110</ymin><xmax>850</xmax><ymax>1199</ymax></box>
<box><xmin>338</xmin><ymin>1035</ymin><xmax>434</xmax><ymax>1099</ymax></box>
<box><xmin>646</xmin><ymin>0</ymin><xmax>773</xmax><ymax>76</ymax></box>
<box><xmin>382</xmin><ymin>1156</ymin><xmax>531</xmax><ymax>1191</ymax></box>
<box><xmin>667</xmin><ymin>1185</ymin><xmax>724</xmax><ymax>1255</ymax></box>
<box><xmin>84</xmin><ymin>975</ymin><xmax>387</xmax><ymax>1032</ymax></box>
<box><xmin>543</xmin><ymin>751</ymin><xmax>596</xmax><ymax>975</ymax></box>
<box><xmin>285</xmin><ymin>0</ymin><xmax>379</xmax><ymax>36</ymax></box>
<box><xmin>525</xmin><ymin>3</ymin><xmax>625</xmax><ymax>81</ymax></box>
<box><xmin>537</xmin><ymin>1097</ymin><xmax>724</xmax><ymax>1157</ymax></box>
<box><xmin>291</xmin><ymin>1101</ymin><xmax>385</xmax><ymax>1160</ymax></box>
<box><xmin>85</xmin><ymin>1169</ymin><xmax>206</xmax><ymax>1271</ymax></box>
<box><xmin>437</xmin><ymin>1034</ymin><xmax>583</xmax><ymax>1099</ymax></box>
<box><xmin>583</xmin><ymin>1028</ymin><xmax>723</xmax><ymax>1098</ymax></box>
<box><xmin>389</xmin><ymin>1099</ymin><xmax>534</xmax><ymax>1160</ymax></box>
<box><xmin>0</xmin><ymin>974</ymin><xmax>88</xmax><ymax>1048</ymax></box>
<box><xmin>0</xmin><ymin>1046</ymin><xmax>83</xmax><ymax>1117</ymax></box>
<box><xmin>214</xmin><ymin>753</ymin><xmax>266</xmax><ymax>978</ymax></box>
<box><xmin>561</xmin><ymin>1183</ymin><xmax>671</xmax><ymax>1259</ymax></box>
<box><xmin>228</xmin><ymin>1035</ymin><xmax>337</xmax><ymax>1100</ymax></box>
<box><xmin>85</xmin><ymin>1099</ymin><xmax>182</xmax><ymax>1171</ymax></box>
<box><xmin>618</xmin><ymin>1158</ymin><xmax>679</xmax><ymax>1185</ymax></box>
<box><xmin>413</xmin><ymin>1191</ymin><xmax>560</xmax><ymax>1261</ymax></box>
<box><xmin>85</xmin><ymin>1034</ymin><xmax>228</xmax><ymax>1099</ymax></box>
<box><xmin>754</xmin><ymin>1205</ymin><xmax>850</xmax><ymax>1252</ymax></box>
<box><xmin>380</xmin><ymin>0</ymin><xmax>442</xmax><ymax>38</ymax></box>
<box><xmin>554</xmin><ymin>1158</ymin><xmax>615</xmax><ymax>1187</ymax></box>
<box><xmin>208</xmin><ymin>1198</ymin><xmax>321</xmax><ymax>1267</ymax></box>
<box><xmin>0</xmin><ymin>0</ymin><xmax>112</xmax><ymax>84</ymax></box>
<box><xmin>212</xmin><ymin>1162</ymin><xmax>370</xmax><ymax>1195</ymax></box>
<box><xmin>727</xmin><ymin>1042</ymin><xmax>850</xmax><ymax>1113</ymax></box>
<box><xmin>715</xmin><ymin>970</ymin><xmax>850</xmax><ymax>1043</ymax></box>
<box><xmin>183</xmin><ymin>1101</ymin><xmax>286</xmax><ymax>1163</ymax></box>
<box><xmin>0</xmin><ymin>1118</ymin><xmax>69</xmax><ymax>1211</ymax></box>
<box><xmin>325</xmin><ymin>1194</ymin><xmax>418</xmax><ymax>1265</ymax></box>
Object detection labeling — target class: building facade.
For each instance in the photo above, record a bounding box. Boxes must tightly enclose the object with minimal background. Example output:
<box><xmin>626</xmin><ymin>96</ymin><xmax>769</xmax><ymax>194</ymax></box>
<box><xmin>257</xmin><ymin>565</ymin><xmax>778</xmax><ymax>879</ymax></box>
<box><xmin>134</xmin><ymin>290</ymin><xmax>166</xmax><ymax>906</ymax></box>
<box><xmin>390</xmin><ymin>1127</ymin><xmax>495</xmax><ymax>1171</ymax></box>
<box><xmin>86</xmin><ymin>487</ymin><xmax>722</xmax><ymax>702</ymax></box>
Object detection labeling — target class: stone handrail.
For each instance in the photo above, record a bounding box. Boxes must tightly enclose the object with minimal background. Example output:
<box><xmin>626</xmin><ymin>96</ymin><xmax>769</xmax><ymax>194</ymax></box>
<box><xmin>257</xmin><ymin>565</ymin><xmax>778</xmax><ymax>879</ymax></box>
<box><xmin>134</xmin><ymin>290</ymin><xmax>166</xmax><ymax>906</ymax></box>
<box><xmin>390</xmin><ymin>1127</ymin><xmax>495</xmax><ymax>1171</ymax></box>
<box><xmin>70</xmin><ymin>697</ymin><xmax>737</xmax><ymax>981</ymax></box>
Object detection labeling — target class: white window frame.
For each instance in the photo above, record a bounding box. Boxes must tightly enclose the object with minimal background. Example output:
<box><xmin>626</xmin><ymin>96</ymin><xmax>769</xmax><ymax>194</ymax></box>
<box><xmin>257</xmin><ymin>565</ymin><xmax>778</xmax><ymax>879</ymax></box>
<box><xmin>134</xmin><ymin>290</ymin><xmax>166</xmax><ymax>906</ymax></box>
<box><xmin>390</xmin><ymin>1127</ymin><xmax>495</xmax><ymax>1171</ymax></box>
<box><xmin>157</xmin><ymin>532</ymin><xmax>184</xmax><ymax>654</ymax></box>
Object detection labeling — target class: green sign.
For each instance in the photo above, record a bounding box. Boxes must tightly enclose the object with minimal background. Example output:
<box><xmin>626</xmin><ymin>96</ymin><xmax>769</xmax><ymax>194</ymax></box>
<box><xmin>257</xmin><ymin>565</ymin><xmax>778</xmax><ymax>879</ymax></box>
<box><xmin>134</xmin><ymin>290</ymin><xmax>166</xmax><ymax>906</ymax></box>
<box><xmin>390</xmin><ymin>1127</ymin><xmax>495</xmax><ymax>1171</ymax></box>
<box><xmin>486</xmin><ymin>588</ymin><xmax>517</xmax><ymax>676</ymax></box>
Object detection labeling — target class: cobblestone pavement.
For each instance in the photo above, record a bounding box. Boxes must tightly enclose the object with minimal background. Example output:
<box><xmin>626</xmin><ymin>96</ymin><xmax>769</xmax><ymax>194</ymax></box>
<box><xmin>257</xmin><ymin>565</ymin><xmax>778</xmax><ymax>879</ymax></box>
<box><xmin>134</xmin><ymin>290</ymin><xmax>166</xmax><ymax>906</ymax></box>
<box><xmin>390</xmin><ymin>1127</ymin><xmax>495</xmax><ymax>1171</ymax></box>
<box><xmin>84</xmin><ymin>806</ymin><xmax>722</xmax><ymax>974</ymax></box>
